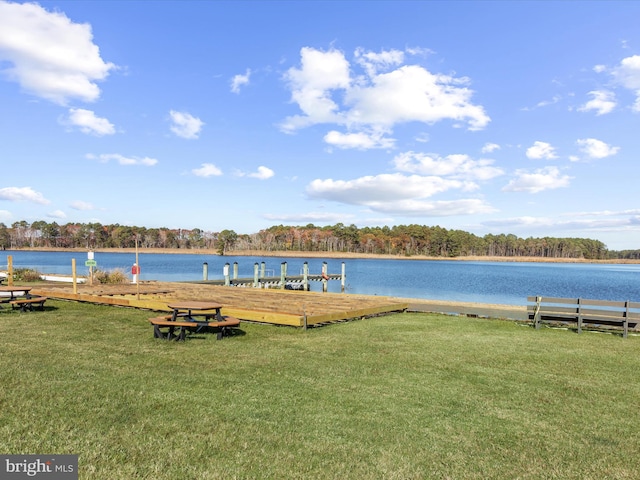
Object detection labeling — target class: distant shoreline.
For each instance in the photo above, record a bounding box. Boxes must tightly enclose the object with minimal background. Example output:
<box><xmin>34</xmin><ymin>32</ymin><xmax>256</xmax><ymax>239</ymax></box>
<box><xmin>5</xmin><ymin>247</ymin><xmax>640</xmax><ymax>264</ymax></box>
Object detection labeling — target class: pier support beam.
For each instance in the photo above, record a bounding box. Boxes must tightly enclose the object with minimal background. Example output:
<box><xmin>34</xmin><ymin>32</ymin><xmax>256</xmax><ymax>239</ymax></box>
<box><xmin>322</xmin><ymin>262</ymin><xmax>328</xmax><ymax>293</ymax></box>
<box><xmin>224</xmin><ymin>263</ymin><xmax>230</xmax><ymax>286</ymax></box>
<box><xmin>280</xmin><ymin>262</ymin><xmax>287</xmax><ymax>289</ymax></box>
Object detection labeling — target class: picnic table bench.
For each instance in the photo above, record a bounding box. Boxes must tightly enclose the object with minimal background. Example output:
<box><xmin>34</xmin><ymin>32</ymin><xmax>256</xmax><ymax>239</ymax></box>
<box><xmin>528</xmin><ymin>296</ymin><xmax>640</xmax><ymax>338</ymax></box>
<box><xmin>149</xmin><ymin>314</ymin><xmax>241</xmax><ymax>341</ymax></box>
<box><xmin>10</xmin><ymin>296</ymin><xmax>48</xmax><ymax>312</ymax></box>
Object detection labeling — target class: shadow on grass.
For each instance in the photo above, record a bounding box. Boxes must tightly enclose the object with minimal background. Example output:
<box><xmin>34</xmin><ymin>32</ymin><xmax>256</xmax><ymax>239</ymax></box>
<box><xmin>152</xmin><ymin>327</ymin><xmax>246</xmax><ymax>342</ymax></box>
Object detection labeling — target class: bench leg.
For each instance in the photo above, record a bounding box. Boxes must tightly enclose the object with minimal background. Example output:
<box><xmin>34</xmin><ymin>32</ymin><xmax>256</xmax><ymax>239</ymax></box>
<box><xmin>153</xmin><ymin>325</ymin><xmax>189</xmax><ymax>341</ymax></box>
<box><xmin>153</xmin><ymin>325</ymin><xmax>177</xmax><ymax>340</ymax></box>
<box><xmin>153</xmin><ymin>325</ymin><xmax>164</xmax><ymax>339</ymax></box>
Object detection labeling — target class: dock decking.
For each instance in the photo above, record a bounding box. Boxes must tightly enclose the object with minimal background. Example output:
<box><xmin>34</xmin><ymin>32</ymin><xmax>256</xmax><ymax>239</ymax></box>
<box><xmin>31</xmin><ymin>281</ymin><xmax>410</xmax><ymax>327</ymax></box>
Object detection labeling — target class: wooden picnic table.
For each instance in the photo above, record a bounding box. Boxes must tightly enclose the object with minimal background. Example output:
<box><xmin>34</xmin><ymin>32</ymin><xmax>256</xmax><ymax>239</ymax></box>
<box><xmin>150</xmin><ymin>300</ymin><xmax>240</xmax><ymax>341</ymax></box>
<box><xmin>0</xmin><ymin>286</ymin><xmax>33</xmax><ymax>303</ymax></box>
<box><xmin>0</xmin><ymin>286</ymin><xmax>47</xmax><ymax>311</ymax></box>
<box><xmin>167</xmin><ymin>301</ymin><xmax>224</xmax><ymax>322</ymax></box>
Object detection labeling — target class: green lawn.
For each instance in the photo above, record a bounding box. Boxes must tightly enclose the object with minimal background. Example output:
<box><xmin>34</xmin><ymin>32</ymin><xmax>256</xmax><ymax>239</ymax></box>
<box><xmin>1</xmin><ymin>299</ymin><xmax>638</xmax><ymax>479</ymax></box>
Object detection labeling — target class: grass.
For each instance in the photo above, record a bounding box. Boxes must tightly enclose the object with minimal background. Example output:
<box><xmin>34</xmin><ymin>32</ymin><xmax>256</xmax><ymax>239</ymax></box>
<box><xmin>0</xmin><ymin>299</ymin><xmax>639</xmax><ymax>479</ymax></box>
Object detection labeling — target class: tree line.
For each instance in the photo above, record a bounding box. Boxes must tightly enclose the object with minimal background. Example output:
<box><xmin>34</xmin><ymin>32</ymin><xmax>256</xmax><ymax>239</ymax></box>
<box><xmin>0</xmin><ymin>220</ymin><xmax>636</xmax><ymax>260</ymax></box>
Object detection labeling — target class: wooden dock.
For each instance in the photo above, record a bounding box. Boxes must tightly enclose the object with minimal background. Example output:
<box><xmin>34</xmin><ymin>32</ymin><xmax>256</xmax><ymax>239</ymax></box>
<box><xmin>31</xmin><ymin>281</ymin><xmax>409</xmax><ymax>327</ymax></box>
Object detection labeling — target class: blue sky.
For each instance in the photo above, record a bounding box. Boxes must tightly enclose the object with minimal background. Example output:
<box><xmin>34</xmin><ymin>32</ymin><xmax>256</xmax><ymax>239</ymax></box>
<box><xmin>1</xmin><ymin>1</ymin><xmax>640</xmax><ymax>250</ymax></box>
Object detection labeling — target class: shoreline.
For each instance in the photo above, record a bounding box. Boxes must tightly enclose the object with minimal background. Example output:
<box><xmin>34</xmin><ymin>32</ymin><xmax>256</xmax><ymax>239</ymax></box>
<box><xmin>5</xmin><ymin>247</ymin><xmax>640</xmax><ymax>264</ymax></box>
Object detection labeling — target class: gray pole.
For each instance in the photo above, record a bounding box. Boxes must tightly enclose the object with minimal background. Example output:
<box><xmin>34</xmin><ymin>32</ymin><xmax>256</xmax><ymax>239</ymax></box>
<box><xmin>303</xmin><ymin>262</ymin><xmax>309</xmax><ymax>291</ymax></box>
<box><xmin>224</xmin><ymin>262</ymin><xmax>230</xmax><ymax>286</ymax></box>
<box><xmin>253</xmin><ymin>262</ymin><xmax>259</xmax><ymax>288</ymax></box>
<box><xmin>280</xmin><ymin>262</ymin><xmax>287</xmax><ymax>289</ymax></box>
<box><xmin>203</xmin><ymin>262</ymin><xmax>208</xmax><ymax>281</ymax></box>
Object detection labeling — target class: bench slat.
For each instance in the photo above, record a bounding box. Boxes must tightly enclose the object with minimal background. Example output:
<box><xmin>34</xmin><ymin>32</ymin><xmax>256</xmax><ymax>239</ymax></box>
<box><xmin>9</xmin><ymin>296</ymin><xmax>47</xmax><ymax>312</ymax></box>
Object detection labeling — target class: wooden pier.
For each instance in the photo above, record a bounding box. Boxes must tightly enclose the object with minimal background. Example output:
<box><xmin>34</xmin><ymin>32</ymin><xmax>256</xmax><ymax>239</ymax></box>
<box><xmin>31</xmin><ymin>281</ymin><xmax>409</xmax><ymax>327</ymax></box>
<box><xmin>200</xmin><ymin>260</ymin><xmax>345</xmax><ymax>292</ymax></box>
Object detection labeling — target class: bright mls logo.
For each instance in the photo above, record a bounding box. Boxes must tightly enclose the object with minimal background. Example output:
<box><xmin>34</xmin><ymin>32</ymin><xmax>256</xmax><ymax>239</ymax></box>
<box><xmin>1</xmin><ymin>455</ymin><xmax>77</xmax><ymax>479</ymax></box>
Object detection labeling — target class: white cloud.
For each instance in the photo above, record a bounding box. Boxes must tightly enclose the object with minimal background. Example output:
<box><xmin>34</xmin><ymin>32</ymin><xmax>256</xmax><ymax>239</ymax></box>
<box><xmin>576</xmin><ymin>138</ymin><xmax>620</xmax><ymax>159</ymax></box>
<box><xmin>611</xmin><ymin>55</ymin><xmax>640</xmax><ymax>111</ymax></box>
<box><xmin>306</xmin><ymin>173</ymin><xmax>493</xmax><ymax>216</ymax></box>
<box><xmin>308</xmin><ymin>174</ymin><xmax>462</xmax><ymax>202</ymax></box>
<box><xmin>70</xmin><ymin>200</ymin><xmax>94</xmax><ymax>210</ymax></box>
<box><xmin>192</xmin><ymin>163</ymin><xmax>222</xmax><ymax>177</ymax></box>
<box><xmin>0</xmin><ymin>186</ymin><xmax>50</xmax><ymax>204</ymax></box>
<box><xmin>169</xmin><ymin>110</ymin><xmax>204</xmax><ymax>139</ymax></box>
<box><xmin>526</xmin><ymin>141</ymin><xmax>557</xmax><ymax>160</ymax></box>
<box><xmin>345</xmin><ymin>64</ymin><xmax>490</xmax><ymax>130</ymax></box>
<box><xmin>369</xmin><ymin>198</ymin><xmax>495</xmax><ymax>216</ymax></box>
<box><xmin>280</xmin><ymin>47</ymin><xmax>489</xmax><ymax>146</ymax></box>
<box><xmin>248</xmin><ymin>166</ymin><xmax>274</xmax><ymax>180</ymax></box>
<box><xmin>483</xmin><ymin>210</ymin><xmax>640</xmax><ymax>233</ymax></box>
<box><xmin>534</xmin><ymin>95</ymin><xmax>562</xmax><ymax>108</ymax></box>
<box><xmin>231</xmin><ymin>69</ymin><xmax>251</xmax><ymax>93</ymax></box>
<box><xmin>612</xmin><ymin>55</ymin><xmax>640</xmax><ymax>89</ymax></box>
<box><xmin>354</xmin><ymin>47</ymin><xmax>404</xmax><ymax>76</ymax></box>
<box><xmin>324</xmin><ymin>130</ymin><xmax>395</xmax><ymax>150</ymax></box>
<box><xmin>47</xmin><ymin>209</ymin><xmax>66</xmax><ymax>219</ymax></box>
<box><xmin>87</xmin><ymin>153</ymin><xmax>158</xmax><ymax>166</ymax></box>
<box><xmin>481</xmin><ymin>142</ymin><xmax>500</xmax><ymax>154</ymax></box>
<box><xmin>0</xmin><ymin>210</ymin><xmax>11</xmax><ymax>222</ymax></box>
<box><xmin>64</xmin><ymin>108</ymin><xmax>115</xmax><ymax>136</ymax></box>
<box><xmin>0</xmin><ymin>1</ymin><xmax>115</xmax><ymax>105</ymax></box>
<box><xmin>393</xmin><ymin>151</ymin><xmax>504</xmax><ymax>181</ymax></box>
<box><xmin>281</xmin><ymin>47</ymin><xmax>351</xmax><ymax>132</ymax></box>
<box><xmin>578</xmin><ymin>90</ymin><xmax>616</xmax><ymax>115</ymax></box>
<box><xmin>483</xmin><ymin>216</ymin><xmax>554</xmax><ymax>228</ymax></box>
<box><xmin>236</xmin><ymin>166</ymin><xmax>274</xmax><ymax>180</ymax></box>
<box><xmin>502</xmin><ymin>166</ymin><xmax>572</xmax><ymax>193</ymax></box>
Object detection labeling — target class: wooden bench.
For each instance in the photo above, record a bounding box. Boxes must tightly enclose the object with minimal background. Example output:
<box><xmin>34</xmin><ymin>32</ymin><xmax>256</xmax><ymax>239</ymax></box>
<box><xmin>149</xmin><ymin>316</ymin><xmax>241</xmax><ymax>341</ymax></box>
<box><xmin>527</xmin><ymin>296</ymin><xmax>640</xmax><ymax>338</ymax></box>
<box><xmin>10</xmin><ymin>296</ymin><xmax>48</xmax><ymax>312</ymax></box>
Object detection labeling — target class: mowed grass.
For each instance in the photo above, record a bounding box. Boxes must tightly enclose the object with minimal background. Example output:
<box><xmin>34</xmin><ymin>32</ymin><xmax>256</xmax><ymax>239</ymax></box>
<box><xmin>1</xmin><ymin>300</ymin><xmax>639</xmax><ymax>479</ymax></box>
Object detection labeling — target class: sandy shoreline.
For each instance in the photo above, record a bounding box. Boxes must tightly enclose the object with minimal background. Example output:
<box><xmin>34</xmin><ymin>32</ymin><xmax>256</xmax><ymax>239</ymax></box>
<box><xmin>6</xmin><ymin>247</ymin><xmax>640</xmax><ymax>264</ymax></box>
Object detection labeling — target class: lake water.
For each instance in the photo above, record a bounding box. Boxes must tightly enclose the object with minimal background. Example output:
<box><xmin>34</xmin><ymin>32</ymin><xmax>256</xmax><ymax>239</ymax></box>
<box><xmin>3</xmin><ymin>250</ymin><xmax>640</xmax><ymax>306</ymax></box>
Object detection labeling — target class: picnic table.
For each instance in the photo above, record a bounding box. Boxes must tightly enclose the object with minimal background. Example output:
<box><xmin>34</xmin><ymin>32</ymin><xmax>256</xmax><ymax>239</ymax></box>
<box><xmin>0</xmin><ymin>286</ymin><xmax>47</xmax><ymax>311</ymax></box>
<box><xmin>149</xmin><ymin>301</ymin><xmax>240</xmax><ymax>341</ymax></box>
<box><xmin>168</xmin><ymin>301</ymin><xmax>224</xmax><ymax>322</ymax></box>
<box><xmin>0</xmin><ymin>286</ymin><xmax>33</xmax><ymax>304</ymax></box>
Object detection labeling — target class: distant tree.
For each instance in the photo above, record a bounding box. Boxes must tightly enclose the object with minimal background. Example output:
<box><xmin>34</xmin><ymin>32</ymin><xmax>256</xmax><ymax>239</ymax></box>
<box><xmin>217</xmin><ymin>229</ymin><xmax>237</xmax><ymax>255</ymax></box>
<box><xmin>0</xmin><ymin>223</ymin><xmax>9</xmax><ymax>249</ymax></box>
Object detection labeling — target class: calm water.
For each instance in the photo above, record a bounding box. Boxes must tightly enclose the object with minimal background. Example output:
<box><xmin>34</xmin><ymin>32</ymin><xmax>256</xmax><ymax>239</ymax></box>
<box><xmin>4</xmin><ymin>250</ymin><xmax>640</xmax><ymax>306</ymax></box>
